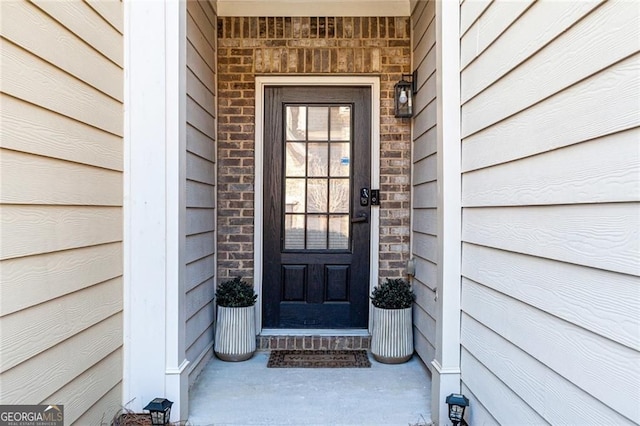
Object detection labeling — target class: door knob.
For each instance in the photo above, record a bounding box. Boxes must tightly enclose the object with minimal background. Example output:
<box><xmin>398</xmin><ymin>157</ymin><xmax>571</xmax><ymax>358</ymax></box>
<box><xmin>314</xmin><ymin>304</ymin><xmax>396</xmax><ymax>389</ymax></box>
<box><xmin>351</xmin><ymin>212</ymin><xmax>368</xmax><ymax>223</ymax></box>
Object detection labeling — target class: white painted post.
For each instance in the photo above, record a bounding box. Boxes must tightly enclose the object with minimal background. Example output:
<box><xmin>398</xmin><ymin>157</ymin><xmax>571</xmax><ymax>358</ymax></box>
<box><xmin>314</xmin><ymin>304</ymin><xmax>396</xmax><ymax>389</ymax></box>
<box><xmin>164</xmin><ymin>0</ymin><xmax>189</xmax><ymax>420</ymax></box>
<box><xmin>432</xmin><ymin>0</ymin><xmax>462</xmax><ymax>425</ymax></box>
<box><xmin>123</xmin><ymin>0</ymin><xmax>189</xmax><ymax>422</ymax></box>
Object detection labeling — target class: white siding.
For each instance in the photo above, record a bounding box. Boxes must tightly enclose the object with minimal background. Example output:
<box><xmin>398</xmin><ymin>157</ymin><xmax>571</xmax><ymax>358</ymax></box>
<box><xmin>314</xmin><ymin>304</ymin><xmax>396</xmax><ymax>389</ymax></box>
<box><xmin>185</xmin><ymin>0</ymin><xmax>217</xmax><ymax>386</ymax></box>
<box><xmin>459</xmin><ymin>1</ymin><xmax>640</xmax><ymax>424</ymax></box>
<box><xmin>410</xmin><ymin>0</ymin><xmax>437</xmax><ymax>365</ymax></box>
<box><xmin>0</xmin><ymin>0</ymin><xmax>123</xmax><ymax>424</ymax></box>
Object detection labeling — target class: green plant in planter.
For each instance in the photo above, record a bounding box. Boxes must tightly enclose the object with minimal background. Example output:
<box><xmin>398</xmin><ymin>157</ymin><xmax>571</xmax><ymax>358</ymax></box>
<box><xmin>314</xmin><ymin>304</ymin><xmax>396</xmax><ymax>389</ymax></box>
<box><xmin>371</xmin><ymin>278</ymin><xmax>416</xmax><ymax>309</ymax></box>
<box><xmin>371</xmin><ymin>278</ymin><xmax>416</xmax><ymax>364</ymax></box>
<box><xmin>215</xmin><ymin>277</ymin><xmax>257</xmax><ymax>308</ymax></box>
<box><xmin>214</xmin><ymin>277</ymin><xmax>257</xmax><ymax>361</ymax></box>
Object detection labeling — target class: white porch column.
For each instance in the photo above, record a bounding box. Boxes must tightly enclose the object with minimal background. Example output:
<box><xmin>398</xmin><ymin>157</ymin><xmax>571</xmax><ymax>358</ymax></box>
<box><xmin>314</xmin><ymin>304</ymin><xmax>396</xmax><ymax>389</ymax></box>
<box><xmin>124</xmin><ymin>0</ymin><xmax>189</xmax><ymax>422</ymax></box>
<box><xmin>432</xmin><ymin>0</ymin><xmax>462</xmax><ymax>425</ymax></box>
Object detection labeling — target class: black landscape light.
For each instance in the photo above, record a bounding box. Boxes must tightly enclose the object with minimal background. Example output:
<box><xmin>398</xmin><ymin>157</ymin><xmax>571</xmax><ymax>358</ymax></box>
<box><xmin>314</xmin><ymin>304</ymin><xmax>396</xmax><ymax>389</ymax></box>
<box><xmin>446</xmin><ymin>393</ymin><xmax>469</xmax><ymax>426</ymax></box>
<box><xmin>144</xmin><ymin>398</ymin><xmax>173</xmax><ymax>425</ymax></box>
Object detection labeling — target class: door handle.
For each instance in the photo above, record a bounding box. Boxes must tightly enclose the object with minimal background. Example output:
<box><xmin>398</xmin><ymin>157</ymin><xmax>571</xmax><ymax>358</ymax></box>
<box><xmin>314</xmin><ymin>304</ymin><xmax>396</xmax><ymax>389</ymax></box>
<box><xmin>351</xmin><ymin>212</ymin><xmax>369</xmax><ymax>223</ymax></box>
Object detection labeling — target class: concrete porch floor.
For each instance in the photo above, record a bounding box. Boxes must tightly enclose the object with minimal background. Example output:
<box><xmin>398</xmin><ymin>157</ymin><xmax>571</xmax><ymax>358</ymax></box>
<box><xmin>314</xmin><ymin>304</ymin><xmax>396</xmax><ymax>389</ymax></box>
<box><xmin>188</xmin><ymin>351</ymin><xmax>432</xmax><ymax>426</ymax></box>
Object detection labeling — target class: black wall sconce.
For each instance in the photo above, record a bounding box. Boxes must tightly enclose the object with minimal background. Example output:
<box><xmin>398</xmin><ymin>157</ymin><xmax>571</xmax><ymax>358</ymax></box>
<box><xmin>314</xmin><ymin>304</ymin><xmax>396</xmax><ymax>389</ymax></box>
<box><xmin>446</xmin><ymin>393</ymin><xmax>469</xmax><ymax>426</ymax></box>
<box><xmin>394</xmin><ymin>71</ymin><xmax>417</xmax><ymax>118</ymax></box>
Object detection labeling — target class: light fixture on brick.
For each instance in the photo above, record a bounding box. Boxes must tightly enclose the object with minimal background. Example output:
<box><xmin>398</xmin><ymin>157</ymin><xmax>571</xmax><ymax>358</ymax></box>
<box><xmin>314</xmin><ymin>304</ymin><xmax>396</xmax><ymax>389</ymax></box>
<box><xmin>394</xmin><ymin>71</ymin><xmax>416</xmax><ymax>118</ymax></box>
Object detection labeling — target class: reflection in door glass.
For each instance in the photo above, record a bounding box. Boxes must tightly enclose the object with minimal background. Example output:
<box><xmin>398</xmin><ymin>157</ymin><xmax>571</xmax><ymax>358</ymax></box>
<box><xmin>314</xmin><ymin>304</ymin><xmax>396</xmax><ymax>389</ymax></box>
<box><xmin>284</xmin><ymin>104</ymin><xmax>352</xmax><ymax>250</ymax></box>
<box><xmin>307</xmin><ymin>179</ymin><xmax>327</xmax><ymax>213</ymax></box>
<box><xmin>307</xmin><ymin>216</ymin><xmax>328</xmax><ymax>249</ymax></box>
<box><xmin>330</xmin><ymin>106</ymin><xmax>351</xmax><ymax>141</ymax></box>
<box><xmin>329</xmin><ymin>216</ymin><xmax>349</xmax><ymax>249</ymax></box>
<box><xmin>285</xmin><ymin>177</ymin><xmax>306</xmax><ymax>211</ymax></box>
<box><xmin>308</xmin><ymin>143</ymin><xmax>329</xmax><ymax>176</ymax></box>
<box><xmin>284</xmin><ymin>214</ymin><xmax>305</xmax><ymax>249</ymax></box>
<box><xmin>285</xmin><ymin>143</ymin><xmax>306</xmax><ymax>177</ymax></box>
<box><xmin>329</xmin><ymin>179</ymin><xmax>349</xmax><ymax>213</ymax></box>
<box><xmin>307</xmin><ymin>107</ymin><xmax>329</xmax><ymax>141</ymax></box>
<box><xmin>286</xmin><ymin>106</ymin><xmax>307</xmax><ymax>140</ymax></box>
<box><xmin>330</xmin><ymin>142</ymin><xmax>350</xmax><ymax>177</ymax></box>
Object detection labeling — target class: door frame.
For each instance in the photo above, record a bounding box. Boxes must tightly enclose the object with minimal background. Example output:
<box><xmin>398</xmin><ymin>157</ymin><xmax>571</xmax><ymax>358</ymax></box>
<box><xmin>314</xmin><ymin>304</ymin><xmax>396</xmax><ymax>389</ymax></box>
<box><xmin>254</xmin><ymin>75</ymin><xmax>381</xmax><ymax>334</ymax></box>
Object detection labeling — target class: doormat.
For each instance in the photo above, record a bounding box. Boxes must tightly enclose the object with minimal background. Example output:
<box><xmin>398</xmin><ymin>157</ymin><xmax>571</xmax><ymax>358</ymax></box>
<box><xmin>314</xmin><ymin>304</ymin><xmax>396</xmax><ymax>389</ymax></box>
<box><xmin>267</xmin><ymin>350</ymin><xmax>371</xmax><ymax>368</ymax></box>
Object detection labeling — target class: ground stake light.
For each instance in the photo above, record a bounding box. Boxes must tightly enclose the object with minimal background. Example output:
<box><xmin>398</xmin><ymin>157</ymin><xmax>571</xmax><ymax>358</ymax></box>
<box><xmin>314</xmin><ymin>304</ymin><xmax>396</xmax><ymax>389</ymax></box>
<box><xmin>144</xmin><ymin>398</ymin><xmax>173</xmax><ymax>425</ymax></box>
<box><xmin>446</xmin><ymin>393</ymin><xmax>469</xmax><ymax>426</ymax></box>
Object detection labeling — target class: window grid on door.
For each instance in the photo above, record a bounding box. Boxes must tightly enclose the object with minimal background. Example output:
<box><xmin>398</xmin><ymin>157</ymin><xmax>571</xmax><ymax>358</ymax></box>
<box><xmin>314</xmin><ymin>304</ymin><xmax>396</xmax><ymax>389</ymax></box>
<box><xmin>284</xmin><ymin>104</ymin><xmax>352</xmax><ymax>251</ymax></box>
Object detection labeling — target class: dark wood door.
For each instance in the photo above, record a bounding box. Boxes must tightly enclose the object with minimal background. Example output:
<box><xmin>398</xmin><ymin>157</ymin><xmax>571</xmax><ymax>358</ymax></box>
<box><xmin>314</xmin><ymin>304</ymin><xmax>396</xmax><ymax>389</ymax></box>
<box><xmin>263</xmin><ymin>86</ymin><xmax>371</xmax><ymax>328</ymax></box>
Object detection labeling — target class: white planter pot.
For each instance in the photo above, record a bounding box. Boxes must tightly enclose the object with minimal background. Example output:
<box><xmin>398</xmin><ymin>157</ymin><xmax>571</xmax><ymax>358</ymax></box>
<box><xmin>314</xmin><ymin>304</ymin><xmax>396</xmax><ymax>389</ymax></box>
<box><xmin>214</xmin><ymin>305</ymin><xmax>256</xmax><ymax>361</ymax></box>
<box><xmin>371</xmin><ymin>306</ymin><xmax>413</xmax><ymax>364</ymax></box>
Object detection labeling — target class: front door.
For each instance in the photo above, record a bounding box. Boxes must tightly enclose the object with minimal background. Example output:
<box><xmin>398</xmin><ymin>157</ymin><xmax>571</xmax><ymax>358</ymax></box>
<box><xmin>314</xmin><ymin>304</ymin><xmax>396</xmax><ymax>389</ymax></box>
<box><xmin>263</xmin><ymin>86</ymin><xmax>371</xmax><ymax>328</ymax></box>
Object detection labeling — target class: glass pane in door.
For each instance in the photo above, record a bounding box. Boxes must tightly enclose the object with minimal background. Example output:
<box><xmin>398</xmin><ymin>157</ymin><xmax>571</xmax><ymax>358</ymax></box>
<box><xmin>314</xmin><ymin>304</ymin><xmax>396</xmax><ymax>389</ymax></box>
<box><xmin>284</xmin><ymin>105</ymin><xmax>352</xmax><ymax>250</ymax></box>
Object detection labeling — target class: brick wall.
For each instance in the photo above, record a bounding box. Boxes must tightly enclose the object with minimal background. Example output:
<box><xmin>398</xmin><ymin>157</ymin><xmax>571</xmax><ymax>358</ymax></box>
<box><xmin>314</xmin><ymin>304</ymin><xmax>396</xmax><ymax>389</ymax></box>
<box><xmin>217</xmin><ymin>16</ymin><xmax>411</xmax><ymax>283</ymax></box>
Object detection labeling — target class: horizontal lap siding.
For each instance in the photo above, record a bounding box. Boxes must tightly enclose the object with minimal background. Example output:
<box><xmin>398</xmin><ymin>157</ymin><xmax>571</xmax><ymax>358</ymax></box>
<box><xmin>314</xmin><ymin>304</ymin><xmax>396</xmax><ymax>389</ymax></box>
<box><xmin>460</xmin><ymin>1</ymin><xmax>640</xmax><ymax>424</ymax></box>
<box><xmin>0</xmin><ymin>0</ymin><xmax>123</xmax><ymax>424</ymax></box>
<box><xmin>410</xmin><ymin>0</ymin><xmax>437</xmax><ymax>365</ymax></box>
<box><xmin>185</xmin><ymin>0</ymin><xmax>217</xmax><ymax>386</ymax></box>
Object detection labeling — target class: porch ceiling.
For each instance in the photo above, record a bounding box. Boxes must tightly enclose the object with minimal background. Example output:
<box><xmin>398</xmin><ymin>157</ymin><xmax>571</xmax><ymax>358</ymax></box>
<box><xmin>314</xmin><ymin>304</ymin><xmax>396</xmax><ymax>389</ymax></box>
<box><xmin>215</xmin><ymin>0</ymin><xmax>411</xmax><ymax>17</ymax></box>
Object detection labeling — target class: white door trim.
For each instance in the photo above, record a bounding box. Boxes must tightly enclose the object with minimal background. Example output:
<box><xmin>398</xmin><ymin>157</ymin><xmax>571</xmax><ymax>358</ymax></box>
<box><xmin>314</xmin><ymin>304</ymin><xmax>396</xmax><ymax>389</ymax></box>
<box><xmin>254</xmin><ymin>75</ymin><xmax>381</xmax><ymax>333</ymax></box>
